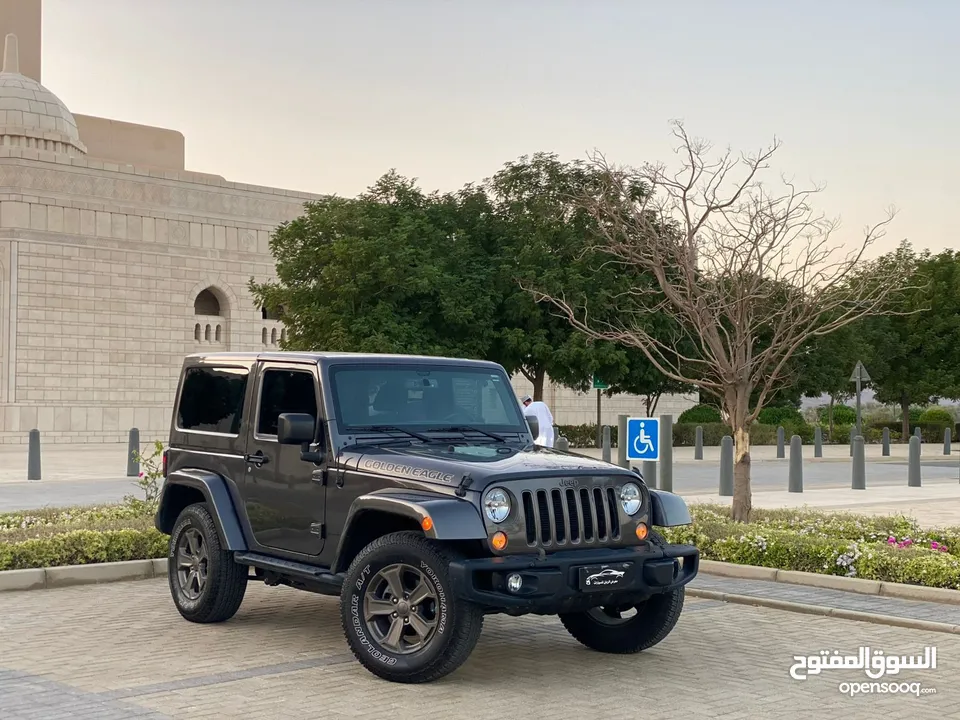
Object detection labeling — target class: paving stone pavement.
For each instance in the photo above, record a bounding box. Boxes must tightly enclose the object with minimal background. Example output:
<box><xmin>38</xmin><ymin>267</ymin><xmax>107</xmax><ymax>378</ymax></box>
<box><xmin>2</xmin><ymin>578</ymin><xmax>960</xmax><ymax>719</ymax></box>
<box><xmin>691</xmin><ymin>574</ymin><xmax>960</xmax><ymax>625</ymax></box>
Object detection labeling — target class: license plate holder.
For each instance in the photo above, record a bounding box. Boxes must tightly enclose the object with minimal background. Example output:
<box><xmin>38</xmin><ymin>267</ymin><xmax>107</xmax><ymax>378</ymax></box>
<box><xmin>577</xmin><ymin>562</ymin><xmax>634</xmax><ymax>592</ymax></box>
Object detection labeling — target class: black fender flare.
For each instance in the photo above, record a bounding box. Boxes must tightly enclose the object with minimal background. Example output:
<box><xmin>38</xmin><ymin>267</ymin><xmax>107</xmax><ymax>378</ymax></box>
<box><xmin>155</xmin><ymin>469</ymin><xmax>248</xmax><ymax>551</ymax></box>
<box><xmin>648</xmin><ymin>489</ymin><xmax>693</xmax><ymax>527</ymax></box>
<box><xmin>334</xmin><ymin>489</ymin><xmax>487</xmax><ymax>566</ymax></box>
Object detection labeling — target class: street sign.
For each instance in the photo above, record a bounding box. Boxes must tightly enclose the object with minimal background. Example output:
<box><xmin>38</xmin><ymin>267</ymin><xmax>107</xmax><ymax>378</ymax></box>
<box><xmin>626</xmin><ymin>416</ymin><xmax>660</xmax><ymax>461</ymax></box>
<box><xmin>850</xmin><ymin>360</ymin><xmax>871</xmax><ymax>438</ymax></box>
<box><xmin>849</xmin><ymin>360</ymin><xmax>871</xmax><ymax>383</ymax></box>
<box><xmin>592</xmin><ymin>376</ymin><xmax>609</xmax><ymax>390</ymax></box>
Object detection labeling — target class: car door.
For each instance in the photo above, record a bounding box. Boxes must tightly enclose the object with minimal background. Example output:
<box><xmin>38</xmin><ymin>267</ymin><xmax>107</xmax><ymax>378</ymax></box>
<box><xmin>242</xmin><ymin>361</ymin><xmax>326</xmax><ymax>556</ymax></box>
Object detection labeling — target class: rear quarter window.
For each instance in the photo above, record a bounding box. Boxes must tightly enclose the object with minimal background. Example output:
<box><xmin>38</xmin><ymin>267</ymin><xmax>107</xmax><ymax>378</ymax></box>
<box><xmin>176</xmin><ymin>366</ymin><xmax>249</xmax><ymax>435</ymax></box>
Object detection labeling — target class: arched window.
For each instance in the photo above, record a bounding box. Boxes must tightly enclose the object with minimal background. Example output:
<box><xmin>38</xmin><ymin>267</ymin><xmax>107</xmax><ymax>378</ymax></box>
<box><xmin>204</xmin><ymin>324</ymin><xmax>211</xmax><ymax>341</ymax></box>
<box><xmin>270</xmin><ymin>328</ymin><xmax>277</xmax><ymax>345</ymax></box>
<box><xmin>280</xmin><ymin>328</ymin><xmax>286</xmax><ymax>344</ymax></box>
<box><xmin>194</xmin><ymin>288</ymin><xmax>221</xmax><ymax>316</ymax></box>
<box><xmin>215</xmin><ymin>325</ymin><xmax>222</xmax><ymax>342</ymax></box>
<box><xmin>261</xmin><ymin>328</ymin><xmax>268</xmax><ymax>344</ymax></box>
<box><xmin>194</xmin><ymin>323</ymin><xmax>201</xmax><ymax>341</ymax></box>
<box><xmin>261</xmin><ymin>304</ymin><xmax>283</xmax><ymax>320</ymax></box>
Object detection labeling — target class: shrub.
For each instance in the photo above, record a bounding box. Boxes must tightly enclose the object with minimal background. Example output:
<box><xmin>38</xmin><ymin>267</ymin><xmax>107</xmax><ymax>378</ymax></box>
<box><xmin>556</xmin><ymin>424</ymin><xmax>618</xmax><ymax>448</ymax></box>
<box><xmin>817</xmin><ymin>404</ymin><xmax>856</xmax><ymax>426</ymax></box>
<box><xmin>919</xmin><ymin>406</ymin><xmax>955</xmax><ymax>427</ymax></box>
<box><xmin>0</xmin><ymin>528</ymin><xmax>168</xmax><ymax>571</ymax></box>
<box><xmin>756</xmin><ymin>406</ymin><xmax>804</xmax><ymax>427</ymax></box>
<box><xmin>678</xmin><ymin>404</ymin><xmax>723</xmax><ymax>424</ymax></box>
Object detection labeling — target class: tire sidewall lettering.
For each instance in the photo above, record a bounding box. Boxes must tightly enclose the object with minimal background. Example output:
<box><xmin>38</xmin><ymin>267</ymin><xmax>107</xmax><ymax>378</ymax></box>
<box><xmin>350</xmin><ymin>563</ymin><xmax>398</xmax><ymax>667</ymax></box>
<box><xmin>418</xmin><ymin>560</ymin><xmax>447</xmax><ymax>636</ymax></box>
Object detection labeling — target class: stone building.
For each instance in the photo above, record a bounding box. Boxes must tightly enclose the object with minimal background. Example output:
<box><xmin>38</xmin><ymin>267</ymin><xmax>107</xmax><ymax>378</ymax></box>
<box><xmin>0</xmin><ymin>1</ymin><xmax>695</xmax><ymax>446</ymax></box>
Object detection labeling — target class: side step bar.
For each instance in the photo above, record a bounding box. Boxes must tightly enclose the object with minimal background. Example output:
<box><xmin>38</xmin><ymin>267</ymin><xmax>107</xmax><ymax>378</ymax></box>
<box><xmin>233</xmin><ymin>552</ymin><xmax>343</xmax><ymax>592</ymax></box>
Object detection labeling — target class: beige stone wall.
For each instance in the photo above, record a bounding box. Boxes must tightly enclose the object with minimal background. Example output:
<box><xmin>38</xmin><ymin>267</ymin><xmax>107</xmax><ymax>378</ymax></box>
<box><xmin>0</xmin><ymin>148</ymin><xmax>322</xmax><ymax>445</ymax></box>
<box><xmin>73</xmin><ymin>115</ymin><xmax>186</xmax><ymax>172</ymax></box>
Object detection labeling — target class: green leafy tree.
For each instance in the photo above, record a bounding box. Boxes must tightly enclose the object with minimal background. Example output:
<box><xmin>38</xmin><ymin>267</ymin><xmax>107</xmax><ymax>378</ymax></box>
<box><xmin>861</xmin><ymin>247</ymin><xmax>960</xmax><ymax>435</ymax></box>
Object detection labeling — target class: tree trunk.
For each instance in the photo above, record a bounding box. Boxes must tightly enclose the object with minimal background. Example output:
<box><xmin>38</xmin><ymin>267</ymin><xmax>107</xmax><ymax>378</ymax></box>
<box><xmin>828</xmin><ymin>395</ymin><xmax>835</xmax><ymax>440</ymax></box>
<box><xmin>532</xmin><ymin>368</ymin><xmax>546</xmax><ymax>402</ymax></box>
<box><xmin>725</xmin><ymin>386</ymin><xmax>752</xmax><ymax>522</ymax></box>
<box><xmin>732</xmin><ymin>424</ymin><xmax>752</xmax><ymax>522</ymax></box>
<box><xmin>900</xmin><ymin>392</ymin><xmax>910</xmax><ymax>440</ymax></box>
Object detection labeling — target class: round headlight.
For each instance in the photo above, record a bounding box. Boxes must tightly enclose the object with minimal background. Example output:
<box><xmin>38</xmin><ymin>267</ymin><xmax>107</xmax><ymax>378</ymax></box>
<box><xmin>619</xmin><ymin>483</ymin><xmax>642</xmax><ymax>516</ymax></box>
<box><xmin>483</xmin><ymin>487</ymin><xmax>511</xmax><ymax>523</ymax></box>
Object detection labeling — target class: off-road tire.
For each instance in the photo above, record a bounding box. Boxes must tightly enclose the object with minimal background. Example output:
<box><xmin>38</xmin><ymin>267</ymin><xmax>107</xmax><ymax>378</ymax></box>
<box><xmin>340</xmin><ymin>531</ymin><xmax>484</xmax><ymax>683</ymax></box>
<box><xmin>168</xmin><ymin>502</ymin><xmax>248</xmax><ymax>623</ymax></box>
<box><xmin>558</xmin><ymin>586</ymin><xmax>685</xmax><ymax>654</ymax></box>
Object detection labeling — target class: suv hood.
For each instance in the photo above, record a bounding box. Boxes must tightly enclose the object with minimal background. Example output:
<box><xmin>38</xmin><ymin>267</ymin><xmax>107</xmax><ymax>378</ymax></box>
<box><xmin>340</xmin><ymin>442</ymin><xmax>638</xmax><ymax>490</ymax></box>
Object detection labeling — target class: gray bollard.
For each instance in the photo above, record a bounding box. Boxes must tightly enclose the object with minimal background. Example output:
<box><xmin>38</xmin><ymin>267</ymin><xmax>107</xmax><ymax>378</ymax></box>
<box><xmin>643</xmin><ymin>460</ymin><xmax>657</xmax><ymax>489</ymax></box>
<box><xmin>617</xmin><ymin>414</ymin><xmax>628</xmax><ymax>468</ymax></box>
<box><xmin>127</xmin><ymin>427</ymin><xmax>140</xmax><ymax>477</ymax></box>
<box><xmin>27</xmin><ymin>428</ymin><xmax>41</xmax><ymax>481</ymax></box>
<box><xmin>849</xmin><ymin>426</ymin><xmax>855</xmax><ymax>456</ymax></box>
<box><xmin>719</xmin><ymin>435</ymin><xmax>733</xmax><ymax>496</ymax></box>
<box><xmin>788</xmin><ymin>435</ymin><xmax>803</xmax><ymax>492</ymax></box>
<box><xmin>776</xmin><ymin>426</ymin><xmax>785</xmax><ymax>459</ymax></box>
<box><xmin>852</xmin><ymin>435</ymin><xmax>866</xmax><ymax>489</ymax></box>
<box><xmin>882</xmin><ymin>427</ymin><xmax>890</xmax><ymax>456</ymax></box>
<box><xmin>556</xmin><ymin>436</ymin><xmax>569</xmax><ymax>452</ymax></box>
<box><xmin>694</xmin><ymin>425</ymin><xmax>703</xmax><ymax>460</ymax></box>
<box><xmin>659</xmin><ymin>414</ymin><xmax>673</xmax><ymax>492</ymax></box>
<box><xmin>908</xmin><ymin>435</ymin><xmax>921</xmax><ymax>487</ymax></box>
<box><xmin>945</xmin><ymin>427</ymin><xmax>951</xmax><ymax>456</ymax></box>
<box><xmin>601</xmin><ymin>425</ymin><xmax>611</xmax><ymax>463</ymax></box>
<box><xmin>814</xmin><ymin>426</ymin><xmax>822</xmax><ymax>458</ymax></box>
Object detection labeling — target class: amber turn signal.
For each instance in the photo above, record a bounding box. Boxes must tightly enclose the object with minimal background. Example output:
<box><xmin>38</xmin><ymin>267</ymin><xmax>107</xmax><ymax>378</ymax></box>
<box><xmin>421</xmin><ymin>516</ymin><xmax>434</xmax><ymax>532</ymax></box>
<box><xmin>491</xmin><ymin>531</ymin><xmax>508</xmax><ymax>550</ymax></box>
<box><xmin>635</xmin><ymin>523</ymin><xmax>649</xmax><ymax>540</ymax></box>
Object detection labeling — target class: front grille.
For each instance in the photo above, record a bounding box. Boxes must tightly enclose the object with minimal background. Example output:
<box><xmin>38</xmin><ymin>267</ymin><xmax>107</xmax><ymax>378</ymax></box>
<box><xmin>521</xmin><ymin>486</ymin><xmax>621</xmax><ymax>548</ymax></box>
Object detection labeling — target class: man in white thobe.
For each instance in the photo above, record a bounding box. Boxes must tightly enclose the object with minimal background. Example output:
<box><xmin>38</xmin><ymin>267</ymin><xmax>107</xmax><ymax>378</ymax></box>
<box><xmin>521</xmin><ymin>395</ymin><xmax>555</xmax><ymax>448</ymax></box>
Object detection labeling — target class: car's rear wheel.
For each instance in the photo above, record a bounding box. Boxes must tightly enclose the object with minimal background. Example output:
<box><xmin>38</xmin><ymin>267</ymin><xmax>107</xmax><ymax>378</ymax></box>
<box><xmin>340</xmin><ymin>531</ymin><xmax>484</xmax><ymax>683</ymax></box>
<box><xmin>168</xmin><ymin>502</ymin><xmax>248</xmax><ymax>623</ymax></box>
<box><xmin>558</xmin><ymin>586</ymin><xmax>685</xmax><ymax>654</ymax></box>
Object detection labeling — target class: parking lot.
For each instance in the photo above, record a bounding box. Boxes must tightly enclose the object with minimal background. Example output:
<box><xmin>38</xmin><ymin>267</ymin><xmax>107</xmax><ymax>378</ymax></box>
<box><xmin>2</xmin><ymin>578</ymin><xmax>958</xmax><ymax>719</ymax></box>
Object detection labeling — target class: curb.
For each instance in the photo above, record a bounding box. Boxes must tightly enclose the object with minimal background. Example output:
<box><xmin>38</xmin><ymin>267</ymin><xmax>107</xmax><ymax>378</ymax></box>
<box><xmin>687</xmin><ymin>588</ymin><xmax>960</xmax><ymax>636</ymax></box>
<box><xmin>698</xmin><ymin>559</ymin><xmax>960</xmax><ymax>605</ymax></box>
<box><xmin>0</xmin><ymin>558</ymin><xmax>167</xmax><ymax>592</ymax></box>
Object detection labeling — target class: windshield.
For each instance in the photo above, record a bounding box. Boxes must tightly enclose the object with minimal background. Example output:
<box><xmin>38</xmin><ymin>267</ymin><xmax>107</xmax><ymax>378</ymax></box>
<box><xmin>328</xmin><ymin>363</ymin><xmax>527</xmax><ymax>433</ymax></box>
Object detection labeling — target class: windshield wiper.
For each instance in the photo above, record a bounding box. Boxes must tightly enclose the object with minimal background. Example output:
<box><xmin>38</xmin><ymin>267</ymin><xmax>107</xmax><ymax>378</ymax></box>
<box><xmin>425</xmin><ymin>425</ymin><xmax>507</xmax><ymax>443</ymax></box>
<box><xmin>362</xmin><ymin>426</ymin><xmax>439</xmax><ymax>443</ymax></box>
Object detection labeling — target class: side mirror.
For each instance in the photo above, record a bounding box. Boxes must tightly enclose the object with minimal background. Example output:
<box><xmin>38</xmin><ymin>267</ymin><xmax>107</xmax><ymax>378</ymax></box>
<box><xmin>277</xmin><ymin>413</ymin><xmax>316</xmax><ymax>445</ymax></box>
<box><xmin>524</xmin><ymin>414</ymin><xmax>539</xmax><ymax>438</ymax></box>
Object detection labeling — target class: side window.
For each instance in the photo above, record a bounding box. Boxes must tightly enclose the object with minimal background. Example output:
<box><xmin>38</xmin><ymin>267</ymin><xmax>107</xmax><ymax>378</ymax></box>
<box><xmin>177</xmin><ymin>366</ymin><xmax>249</xmax><ymax>435</ymax></box>
<box><xmin>256</xmin><ymin>369</ymin><xmax>318</xmax><ymax>437</ymax></box>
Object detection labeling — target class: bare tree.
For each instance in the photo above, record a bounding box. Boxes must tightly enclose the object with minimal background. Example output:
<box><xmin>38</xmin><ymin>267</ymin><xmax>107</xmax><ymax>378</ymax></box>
<box><xmin>531</xmin><ymin>121</ymin><xmax>911</xmax><ymax>522</ymax></box>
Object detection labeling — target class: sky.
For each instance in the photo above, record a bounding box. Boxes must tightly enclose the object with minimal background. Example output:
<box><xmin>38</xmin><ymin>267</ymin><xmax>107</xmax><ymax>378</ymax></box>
<box><xmin>40</xmin><ymin>0</ymin><xmax>958</xmax><ymax>258</ymax></box>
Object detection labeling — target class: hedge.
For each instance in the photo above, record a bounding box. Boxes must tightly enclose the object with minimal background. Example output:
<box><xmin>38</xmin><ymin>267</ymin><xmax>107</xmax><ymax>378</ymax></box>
<box><xmin>4</xmin><ymin>501</ymin><xmax>960</xmax><ymax>591</ymax></box>
<box><xmin>558</xmin><ymin>422</ymin><xmax>815</xmax><ymax>448</ymax></box>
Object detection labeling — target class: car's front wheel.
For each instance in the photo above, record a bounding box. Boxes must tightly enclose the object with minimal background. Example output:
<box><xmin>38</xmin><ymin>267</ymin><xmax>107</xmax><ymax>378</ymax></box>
<box><xmin>340</xmin><ymin>531</ymin><xmax>484</xmax><ymax>683</ymax></box>
<box><xmin>168</xmin><ymin>502</ymin><xmax>248</xmax><ymax>623</ymax></box>
<box><xmin>558</xmin><ymin>587</ymin><xmax>685</xmax><ymax>654</ymax></box>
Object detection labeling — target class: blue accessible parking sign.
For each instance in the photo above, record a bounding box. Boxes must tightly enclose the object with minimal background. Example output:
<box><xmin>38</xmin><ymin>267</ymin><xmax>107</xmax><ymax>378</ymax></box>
<box><xmin>626</xmin><ymin>417</ymin><xmax>660</xmax><ymax>461</ymax></box>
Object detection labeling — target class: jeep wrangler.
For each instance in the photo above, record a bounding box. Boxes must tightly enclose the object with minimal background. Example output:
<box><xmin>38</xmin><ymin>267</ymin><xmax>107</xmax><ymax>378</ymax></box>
<box><xmin>155</xmin><ymin>352</ymin><xmax>699</xmax><ymax>683</ymax></box>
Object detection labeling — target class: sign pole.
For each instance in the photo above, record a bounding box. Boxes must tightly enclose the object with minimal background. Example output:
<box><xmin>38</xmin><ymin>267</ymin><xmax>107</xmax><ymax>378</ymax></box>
<box><xmin>596</xmin><ymin>389</ymin><xmax>602</xmax><ymax>448</ymax></box>
<box><xmin>849</xmin><ymin>361</ymin><xmax>871</xmax><ymax>440</ymax></box>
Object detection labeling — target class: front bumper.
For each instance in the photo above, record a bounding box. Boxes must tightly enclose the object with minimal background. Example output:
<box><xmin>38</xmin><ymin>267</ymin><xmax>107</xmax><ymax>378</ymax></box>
<box><xmin>447</xmin><ymin>542</ymin><xmax>699</xmax><ymax>614</ymax></box>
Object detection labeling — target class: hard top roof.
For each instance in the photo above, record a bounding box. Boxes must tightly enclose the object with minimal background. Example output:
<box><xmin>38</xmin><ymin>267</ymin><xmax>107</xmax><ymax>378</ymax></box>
<box><xmin>183</xmin><ymin>351</ymin><xmax>504</xmax><ymax>369</ymax></box>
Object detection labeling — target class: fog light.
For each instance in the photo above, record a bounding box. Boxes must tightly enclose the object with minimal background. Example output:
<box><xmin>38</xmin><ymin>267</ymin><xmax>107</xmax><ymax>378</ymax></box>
<box><xmin>492</xmin><ymin>531</ymin><xmax>508</xmax><ymax>550</ymax></box>
<box><xmin>636</xmin><ymin>523</ymin><xmax>649</xmax><ymax>540</ymax></box>
<box><xmin>507</xmin><ymin>573</ymin><xmax>523</xmax><ymax>592</ymax></box>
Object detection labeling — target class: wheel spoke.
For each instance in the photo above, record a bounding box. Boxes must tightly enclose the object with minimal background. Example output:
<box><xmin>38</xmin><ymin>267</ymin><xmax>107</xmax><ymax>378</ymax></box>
<box><xmin>407</xmin><ymin>577</ymin><xmax>434</xmax><ymax>606</ymax></box>
<box><xmin>381</xmin><ymin>616</ymin><xmax>405</xmax><ymax>651</ymax></box>
<box><xmin>380</xmin><ymin>566</ymin><xmax>405</xmax><ymax>599</ymax></box>
<box><xmin>407</xmin><ymin>611</ymin><xmax>435</xmax><ymax>642</ymax></box>
<box><xmin>176</xmin><ymin>549</ymin><xmax>193</xmax><ymax>568</ymax></box>
<box><xmin>186</xmin><ymin>569</ymin><xmax>198</xmax><ymax>593</ymax></box>
<box><xmin>185</xmin><ymin>530</ymin><xmax>200</xmax><ymax>556</ymax></box>
<box><xmin>364</xmin><ymin>598</ymin><xmax>396</xmax><ymax>619</ymax></box>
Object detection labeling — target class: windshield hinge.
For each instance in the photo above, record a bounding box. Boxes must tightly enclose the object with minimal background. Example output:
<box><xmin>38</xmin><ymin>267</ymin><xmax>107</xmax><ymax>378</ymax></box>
<box><xmin>455</xmin><ymin>473</ymin><xmax>474</xmax><ymax>498</ymax></box>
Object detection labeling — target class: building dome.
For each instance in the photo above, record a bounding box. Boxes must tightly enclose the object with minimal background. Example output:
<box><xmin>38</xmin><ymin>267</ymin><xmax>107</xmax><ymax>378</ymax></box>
<box><xmin>0</xmin><ymin>33</ymin><xmax>85</xmax><ymax>156</ymax></box>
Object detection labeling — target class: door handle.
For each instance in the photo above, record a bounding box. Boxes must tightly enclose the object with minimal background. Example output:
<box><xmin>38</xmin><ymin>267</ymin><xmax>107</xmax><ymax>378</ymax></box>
<box><xmin>245</xmin><ymin>452</ymin><xmax>268</xmax><ymax>467</ymax></box>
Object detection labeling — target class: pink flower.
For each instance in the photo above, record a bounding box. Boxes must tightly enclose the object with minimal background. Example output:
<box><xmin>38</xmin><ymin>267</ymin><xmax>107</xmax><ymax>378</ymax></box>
<box><xmin>932</xmin><ymin>541</ymin><xmax>940</xmax><ymax>549</ymax></box>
